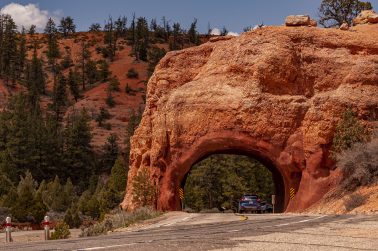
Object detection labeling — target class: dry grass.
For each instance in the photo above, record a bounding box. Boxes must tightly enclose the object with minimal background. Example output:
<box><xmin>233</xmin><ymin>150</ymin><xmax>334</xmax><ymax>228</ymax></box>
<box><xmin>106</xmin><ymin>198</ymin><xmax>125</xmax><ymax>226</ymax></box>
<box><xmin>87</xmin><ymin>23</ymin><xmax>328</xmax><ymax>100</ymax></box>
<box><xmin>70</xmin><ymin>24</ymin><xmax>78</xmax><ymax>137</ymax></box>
<box><xmin>80</xmin><ymin>207</ymin><xmax>162</xmax><ymax>237</ymax></box>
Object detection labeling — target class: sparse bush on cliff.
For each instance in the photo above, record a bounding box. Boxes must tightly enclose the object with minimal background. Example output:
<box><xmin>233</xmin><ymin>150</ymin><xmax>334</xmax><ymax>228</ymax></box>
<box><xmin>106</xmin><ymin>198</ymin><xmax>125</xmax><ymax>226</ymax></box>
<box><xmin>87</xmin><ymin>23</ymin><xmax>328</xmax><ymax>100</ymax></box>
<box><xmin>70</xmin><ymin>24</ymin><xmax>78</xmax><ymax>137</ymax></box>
<box><xmin>337</xmin><ymin>131</ymin><xmax>378</xmax><ymax>191</ymax></box>
<box><xmin>331</xmin><ymin>108</ymin><xmax>368</xmax><ymax>159</ymax></box>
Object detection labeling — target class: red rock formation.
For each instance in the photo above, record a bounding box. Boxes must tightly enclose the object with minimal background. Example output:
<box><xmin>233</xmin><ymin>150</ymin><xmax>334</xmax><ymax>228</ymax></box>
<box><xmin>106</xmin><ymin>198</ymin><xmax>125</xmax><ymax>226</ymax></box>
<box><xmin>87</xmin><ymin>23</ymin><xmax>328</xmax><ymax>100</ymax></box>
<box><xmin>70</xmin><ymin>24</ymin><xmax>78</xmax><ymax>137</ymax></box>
<box><xmin>121</xmin><ymin>24</ymin><xmax>378</xmax><ymax>212</ymax></box>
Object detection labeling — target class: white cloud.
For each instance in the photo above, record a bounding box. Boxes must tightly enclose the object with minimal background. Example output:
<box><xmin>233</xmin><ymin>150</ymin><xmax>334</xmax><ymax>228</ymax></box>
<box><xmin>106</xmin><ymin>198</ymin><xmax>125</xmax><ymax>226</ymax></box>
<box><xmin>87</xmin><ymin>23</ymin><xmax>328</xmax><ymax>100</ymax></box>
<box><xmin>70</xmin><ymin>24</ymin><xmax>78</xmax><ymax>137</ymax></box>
<box><xmin>227</xmin><ymin>31</ymin><xmax>239</xmax><ymax>37</ymax></box>
<box><xmin>210</xmin><ymin>28</ymin><xmax>221</xmax><ymax>36</ymax></box>
<box><xmin>0</xmin><ymin>3</ymin><xmax>60</xmax><ymax>31</ymax></box>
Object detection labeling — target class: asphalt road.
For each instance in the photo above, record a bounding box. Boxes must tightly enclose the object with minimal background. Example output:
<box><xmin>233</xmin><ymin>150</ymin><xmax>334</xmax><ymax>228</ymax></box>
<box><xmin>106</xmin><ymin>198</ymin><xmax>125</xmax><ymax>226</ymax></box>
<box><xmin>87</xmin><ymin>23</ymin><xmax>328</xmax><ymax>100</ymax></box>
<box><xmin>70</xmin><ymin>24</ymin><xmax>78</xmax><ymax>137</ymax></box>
<box><xmin>1</xmin><ymin>213</ymin><xmax>378</xmax><ymax>251</ymax></box>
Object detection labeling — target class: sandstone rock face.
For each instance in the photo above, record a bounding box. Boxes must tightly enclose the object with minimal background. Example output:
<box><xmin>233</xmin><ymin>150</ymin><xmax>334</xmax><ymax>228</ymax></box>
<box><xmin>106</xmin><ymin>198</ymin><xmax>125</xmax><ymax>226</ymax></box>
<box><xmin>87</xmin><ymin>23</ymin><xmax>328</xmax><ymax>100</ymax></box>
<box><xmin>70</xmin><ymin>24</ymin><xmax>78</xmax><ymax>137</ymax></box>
<box><xmin>353</xmin><ymin>10</ymin><xmax>378</xmax><ymax>25</ymax></box>
<box><xmin>121</xmin><ymin>25</ymin><xmax>378</xmax><ymax>212</ymax></box>
<box><xmin>285</xmin><ymin>15</ymin><xmax>310</xmax><ymax>26</ymax></box>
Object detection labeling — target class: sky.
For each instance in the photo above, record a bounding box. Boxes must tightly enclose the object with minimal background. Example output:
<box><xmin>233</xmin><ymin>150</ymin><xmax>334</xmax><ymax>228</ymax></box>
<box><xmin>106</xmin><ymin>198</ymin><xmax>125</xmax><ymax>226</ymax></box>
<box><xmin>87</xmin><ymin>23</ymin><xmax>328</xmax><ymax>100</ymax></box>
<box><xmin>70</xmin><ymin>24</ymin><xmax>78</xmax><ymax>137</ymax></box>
<box><xmin>1</xmin><ymin>0</ymin><xmax>377</xmax><ymax>33</ymax></box>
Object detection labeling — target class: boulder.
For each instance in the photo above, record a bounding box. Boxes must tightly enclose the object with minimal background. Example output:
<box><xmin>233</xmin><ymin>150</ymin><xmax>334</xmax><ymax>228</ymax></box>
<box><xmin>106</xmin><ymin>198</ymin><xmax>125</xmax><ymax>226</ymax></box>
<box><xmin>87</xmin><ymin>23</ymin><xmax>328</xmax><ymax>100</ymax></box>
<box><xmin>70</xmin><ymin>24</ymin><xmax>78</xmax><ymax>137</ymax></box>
<box><xmin>340</xmin><ymin>22</ymin><xmax>349</xmax><ymax>30</ymax></box>
<box><xmin>285</xmin><ymin>15</ymin><xmax>310</xmax><ymax>26</ymax></box>
<box><xmin>121</xmin><ymin>25</ymin><xmax>378</xmax><ymax>213</ymax></box>
<box><xmin>310</xmin><ymin>19</ymin><xmax>318</xmax><ymax>27</ymax></box>
<box><xmin>353</xmin><ymin>10</ymin><xmax>378</xmax><ymax>25</ymax></box>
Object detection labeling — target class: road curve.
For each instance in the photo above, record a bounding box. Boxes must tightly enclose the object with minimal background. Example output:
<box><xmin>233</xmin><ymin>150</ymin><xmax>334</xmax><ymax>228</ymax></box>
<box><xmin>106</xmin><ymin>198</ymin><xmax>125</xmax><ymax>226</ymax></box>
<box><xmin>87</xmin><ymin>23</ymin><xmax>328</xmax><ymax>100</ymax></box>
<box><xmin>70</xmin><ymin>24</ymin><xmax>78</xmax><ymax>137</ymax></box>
<box><xmin>1</xmin><ymin>213</ymin><xmax>378</xmax><ymax>251</ymax></box>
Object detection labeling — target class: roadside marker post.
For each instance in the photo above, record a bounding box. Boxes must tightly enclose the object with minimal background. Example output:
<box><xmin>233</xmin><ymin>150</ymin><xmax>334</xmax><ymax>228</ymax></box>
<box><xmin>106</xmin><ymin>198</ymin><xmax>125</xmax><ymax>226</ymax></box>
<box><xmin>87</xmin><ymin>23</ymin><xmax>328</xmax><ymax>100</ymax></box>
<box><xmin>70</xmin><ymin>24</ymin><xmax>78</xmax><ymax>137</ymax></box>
<box><xmin>5</xmin><ymin>216</ymin><xmax>12</xmax><ymax>243</ymax></box>
<box><xmin>43</xmin><ymin>216</ymin><xmax>50</xmax><ymax>241</ymax></box>
<box><xmin>271</xmin><ymin>195</ymin><xmax>276</xmax><ymax>214</ymax></box>
<box><xmin>179</xmin><ymin>188</ymin><xmax>184</xmax><ymax>211</ymax></box>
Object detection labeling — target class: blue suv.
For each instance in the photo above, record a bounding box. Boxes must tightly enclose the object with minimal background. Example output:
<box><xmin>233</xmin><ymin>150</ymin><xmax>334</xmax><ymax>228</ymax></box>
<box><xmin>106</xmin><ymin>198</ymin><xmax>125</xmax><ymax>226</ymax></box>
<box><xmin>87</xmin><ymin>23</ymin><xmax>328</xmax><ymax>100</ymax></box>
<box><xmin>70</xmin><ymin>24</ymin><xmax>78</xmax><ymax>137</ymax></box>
<box><xmin>238</xmin><ymin>194</ymin><xmax>261</xmax><ymax>213</ymax></box>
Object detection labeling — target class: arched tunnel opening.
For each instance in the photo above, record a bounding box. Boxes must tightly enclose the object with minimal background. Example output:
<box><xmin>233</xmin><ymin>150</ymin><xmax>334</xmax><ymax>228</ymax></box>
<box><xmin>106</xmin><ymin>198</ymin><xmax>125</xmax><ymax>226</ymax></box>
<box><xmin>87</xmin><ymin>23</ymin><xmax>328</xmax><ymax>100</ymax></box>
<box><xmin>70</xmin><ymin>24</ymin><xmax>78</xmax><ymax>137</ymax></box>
<box><xmin>179</xmin><ymin>152</ymin><xmax>288</xmax><ymax>213</ymax></box>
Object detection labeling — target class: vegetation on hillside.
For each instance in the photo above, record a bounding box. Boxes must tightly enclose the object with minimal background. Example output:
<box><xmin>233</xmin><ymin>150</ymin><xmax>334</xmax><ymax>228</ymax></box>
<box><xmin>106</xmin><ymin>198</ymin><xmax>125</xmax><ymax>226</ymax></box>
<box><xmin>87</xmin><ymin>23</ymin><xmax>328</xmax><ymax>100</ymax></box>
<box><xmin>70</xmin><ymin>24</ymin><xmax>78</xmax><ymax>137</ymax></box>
<box><xmin>319</xmin><ymin>0</ymin><xmax>373</xmax><ymax>27</ymax></box>
<box><xmin>0</xmin><ymin>12</ymin><xmax>212</xmax><ymax>226</ymax></box>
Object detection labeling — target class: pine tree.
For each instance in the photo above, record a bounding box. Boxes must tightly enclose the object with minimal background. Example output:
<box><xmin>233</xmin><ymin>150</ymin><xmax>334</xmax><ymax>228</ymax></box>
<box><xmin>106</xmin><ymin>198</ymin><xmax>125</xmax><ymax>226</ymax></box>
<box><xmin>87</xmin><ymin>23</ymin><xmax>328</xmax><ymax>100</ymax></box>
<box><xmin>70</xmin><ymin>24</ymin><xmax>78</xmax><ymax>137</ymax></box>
<box><xmin>100</xmin><ymin>134</ymin><xmax>119</xmax><ymax>172</ymax></box>
<box><xmin>104</xmin><ymin>16</ymin><xmax>117</xmax><ymax>61</ymax></box>
<box><xmin>188</xmin><ymin>19</ymin><xmax>199</xmax><ymax>45</ymax></box>
<box><xmin>108</xmin><ymin>157</ymin><xmax>127</xmax><ymax>194</ymax></box>
<box><xmin>16</xmin><ymin>27</ymin><xmax>27</xmax><ymax>81</ymax></box>
<box><xmin>85</xmin><ymin>60</ymin><xmax>98</xmax><ymax>85</ymax></box>
<box><xmin>64</xmin><ymin>110</ymin><xmax>94</xmax><ymax>189</ymax></box>
<box><xmin>0</xmin><ymin>14</ymin><xmax>18</xmax><ymax>86</ymax></box>
<box><xmin>52</xmin><ymin>74</ymin><xmax>67</xmax><ymax>122</ymax></box>
<box><xmin>59</xmin><ymin>16</ymin><xmax>76</xmax><ymax>38</ymax></box>
<box><xmin>25</xmin><ymin>46</ymin><xmax>45</xmax><ymax>107</ymax></box>
<box><xmin>89</xmin><ymin>23</ymin><xmax>101</xmax><ymax>32</ymax></box>
<box><xmin>79</xmin><ymin>42</ymin><xmax>90</xmax><ymax>90</ymax></box>
<box><xmin>98</xmin><ymin>60</ymin><xmax>110</xmax><ymax>82</ymax></box>
<box><xmin>44</xmin><ymin>18</ymin><xmax>60</xmax><ymax>85</ymax></box>
<box><xmin>170</xmin><ymin>23</ymin><xmax>182</xmax><ymax>51</ymax></box>
<box><xmin>67</xmin><ymin>69</ymin><xmax>80</xmax><ymax>102</ymax></box>
<box><xmin>107</xmin><ymin>76</ymin><xmax>120</xmax><ymax>92</ymax></box>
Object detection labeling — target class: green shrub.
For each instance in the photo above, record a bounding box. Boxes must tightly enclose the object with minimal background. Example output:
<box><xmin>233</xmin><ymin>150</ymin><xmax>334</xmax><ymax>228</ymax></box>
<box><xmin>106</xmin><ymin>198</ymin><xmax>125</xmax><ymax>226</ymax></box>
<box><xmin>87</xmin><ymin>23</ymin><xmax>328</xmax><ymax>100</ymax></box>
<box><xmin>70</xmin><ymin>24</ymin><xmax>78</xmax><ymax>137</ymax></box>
<box><xmin>108</xmin><ymin>76</ymin><xmax>120</xmax><ymax>92</ymax></box>
<box><xmin>126</xmin><ymin>68</ymin><xmax>139</xmax><ymax>79</ymax></box>
<box><xmin>51</xmin><ymin>221</ymin><xmax>71</xmax><ymax>239</ymax></box>
<box><xmin>132</xmin><ymin>168</ymin><xmax>157</xmax><ymax>207</ymax></box>
<box><xmin>95</xmin><ymin>107</ymin><xmax>111</xmax><ymax>127</ymax></box>
<box><xmin>106</xmin><ymin>93</ymin><xmax>115</xmax><ymax>108</ymax></box>
<box><xmin>331</xmin><ymin>108</ymin><xmax>367</xmax><ymax>159</ymax></box>
<box><xmin>344</xmin><ymin>193</ymin><xmax>367</xmax><ymax>211</ymax></box>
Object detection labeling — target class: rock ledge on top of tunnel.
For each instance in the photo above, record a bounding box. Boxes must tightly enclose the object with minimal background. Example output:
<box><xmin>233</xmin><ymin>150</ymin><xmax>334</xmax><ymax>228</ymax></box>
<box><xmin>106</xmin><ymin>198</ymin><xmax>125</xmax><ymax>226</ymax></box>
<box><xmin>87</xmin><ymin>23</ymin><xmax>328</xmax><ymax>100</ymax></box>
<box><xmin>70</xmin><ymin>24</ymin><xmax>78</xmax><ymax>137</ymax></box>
<box><xmin>121</xmin><ymin>21</ymin><xmax>378</xmax><ymax>212</ymax></box>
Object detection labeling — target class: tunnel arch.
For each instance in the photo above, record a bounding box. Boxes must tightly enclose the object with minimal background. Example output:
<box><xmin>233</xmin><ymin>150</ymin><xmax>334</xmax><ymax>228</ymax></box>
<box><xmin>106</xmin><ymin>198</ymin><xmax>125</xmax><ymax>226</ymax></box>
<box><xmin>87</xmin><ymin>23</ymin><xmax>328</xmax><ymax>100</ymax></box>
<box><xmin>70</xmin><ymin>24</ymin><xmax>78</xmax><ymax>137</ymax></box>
<box><xmin>180</xmin><ymin>152</ymin><xmax>286</xmax><ymax>212</ymax></box>
<box><xmin>121</xmin><ymin>26</ymin><xmax>376</xmax><ymax>212</ymax></box>
<box><xmin>156</xmin><ymin>131</ymin><xmax>302</xmax><ymax>212</ymax></box>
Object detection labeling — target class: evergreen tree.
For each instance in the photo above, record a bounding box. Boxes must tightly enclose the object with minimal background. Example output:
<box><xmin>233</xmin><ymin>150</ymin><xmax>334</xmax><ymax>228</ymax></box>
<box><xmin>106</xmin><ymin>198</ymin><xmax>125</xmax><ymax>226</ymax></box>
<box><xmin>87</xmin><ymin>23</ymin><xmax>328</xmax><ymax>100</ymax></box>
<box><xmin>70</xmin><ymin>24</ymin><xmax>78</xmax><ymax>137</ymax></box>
<box><xmin>100</xmin><ymin>134</ymin><xmax>119</xmax><ymax>172</ymax></box>
<box><xmin>108</xmin><ymin>157</ymin><xmax>127</xmax><ymax>195</ymax></box>
<box><xmin>63</xmin><ymin>110</ymin><xmax>94</xmax><ymax>189</ymax></box>
<box><xmin>28</xmin><ymin>24</ymin><xmax>36</xmax><ymax>35</ymax></box>
<box><xmin>115</xmin><ymin>16</ymin><xmax>127</xmax><ymax>37</ymax></box>
<box><xmin>52</xmin><ymin>74</ymin><xmax>67</xmax><ymax>122</ymax></box>
<box><xmin>148</xmin><ymin>47</ymin><xmax>166</xmax><ymax>76</ymax></box>
<box><xmin>79</xmin><ymin>42</ymin><xmax>90</xmax><ymax>90</ymax></box>
<box><xmin>25</xmin><ymin>47</ymin><xmax>46</xmax><ymax>107</ymax></box>
<box><xmin>85</xmin><ymin>60</ymin><xmax>98</xmax><ymax>85</ymax></box>
<box><xmin>44</xmin><ymin>18</ymin><xmax>60</xmax><ymax>85</ymax></box>
<box><xmin>135</xmin><ymin>17</ymin><xmax>149</xmax><ymax>61</ymax></box>
<box><xmin>188</xmin><ymin>18</ymin><xmax>199</xmax><ymax>45</ymax></box>
<box><xmin>58</xmin><ymin>16</ymin><xmax>76</xmax><ymax>38</ymax></box>
<box><xmin>170</xmin><ymin>23</ymin><xmax>182</xmax><ymax>51</ymax></box>
<box><xmin>98</xmin><ymin>60</ymin><xmax>110</xmax><ymax>82</ymax></box>
<box><xmin>61</xmin><ymin>47</ymin><xmax>73</xmax><ymax>69</ymax></box>
<box><xmin>104</xmin><ymin>16</ymin><xmax>117</xmax><ymax>61</ymax></box>
<box><xmin>107</xmin><ymin>75</ymin><xmax>120</xmax><ymax>92</ymax></box>
<box><xmin>95</xmin><ymin>107</ymin><xmax>111</xmax><ymax>127</ymax></box>
<box><xmin>67</xmin><ymin>69</ymin><xmax>80</xmax><ymax>102</ymax></box>
<box><xmin>16</xmin><ymin>27</ymin><xmax>27</xmax><ymax>81</ymax></box>
<box><xmin>11</xmin><ymin>171</ymin><xmax>47</xmax><ymax>223</ymax></box>
<box><xmin>0</xmin><ymin>14</ymin><xmax>18</xmax><ymax>86</ymax></box>
<box><xmin>89</xmin><ymin>23</ymin><xmax>101</xmax><ymax>32</ymax></box>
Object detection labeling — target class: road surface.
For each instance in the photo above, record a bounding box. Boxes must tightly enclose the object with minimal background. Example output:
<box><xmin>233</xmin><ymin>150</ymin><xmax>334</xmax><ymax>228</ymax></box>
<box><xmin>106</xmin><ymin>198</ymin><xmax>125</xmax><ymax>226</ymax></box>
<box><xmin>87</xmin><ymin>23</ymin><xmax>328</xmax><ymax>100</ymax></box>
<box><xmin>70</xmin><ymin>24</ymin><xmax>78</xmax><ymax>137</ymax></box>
<box><xmin>1</xmin><ymin>213</ymin><xmax>378</xmax><ymax>250</ymax></box>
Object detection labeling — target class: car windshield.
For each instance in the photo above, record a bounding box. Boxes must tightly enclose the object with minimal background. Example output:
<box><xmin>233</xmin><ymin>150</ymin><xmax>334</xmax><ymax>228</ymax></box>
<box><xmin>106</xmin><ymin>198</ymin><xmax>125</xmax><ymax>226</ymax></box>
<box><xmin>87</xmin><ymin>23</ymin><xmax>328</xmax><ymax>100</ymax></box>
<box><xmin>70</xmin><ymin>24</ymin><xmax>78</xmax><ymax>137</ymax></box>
<box><xmin>243</xmin><ymin>196</ymin><xmax>257</xmax><ymax>201</ymax></box>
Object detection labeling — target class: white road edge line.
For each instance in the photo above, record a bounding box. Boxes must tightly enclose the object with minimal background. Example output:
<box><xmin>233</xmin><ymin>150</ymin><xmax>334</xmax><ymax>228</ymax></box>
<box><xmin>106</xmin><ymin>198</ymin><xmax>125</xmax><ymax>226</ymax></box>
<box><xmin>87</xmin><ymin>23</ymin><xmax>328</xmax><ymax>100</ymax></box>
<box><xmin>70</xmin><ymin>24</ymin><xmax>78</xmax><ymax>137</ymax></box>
<box><xmin>163</xmin><ymin>216</ymin><xmax>191</xmax><ymax>226</ymax></box>
<box><xmin>75</xmin><ymin>243</ymin><xmax>138</xmax><ymax>251</ymax></box>
<box><xmin>274</xmin><ymin>215</ymin><xmax>327</xmax><ymax>227</ymax></box>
